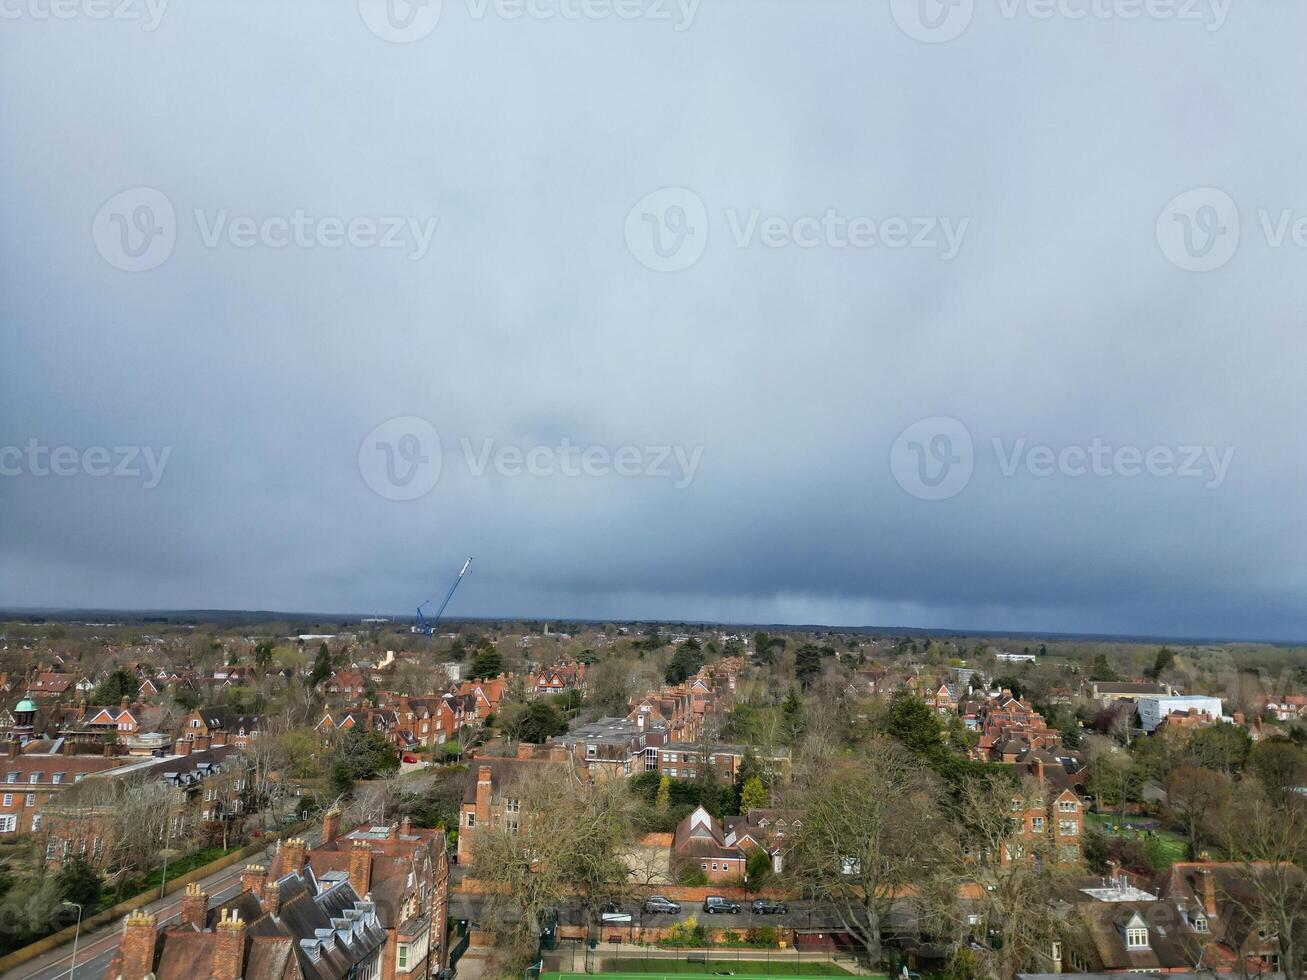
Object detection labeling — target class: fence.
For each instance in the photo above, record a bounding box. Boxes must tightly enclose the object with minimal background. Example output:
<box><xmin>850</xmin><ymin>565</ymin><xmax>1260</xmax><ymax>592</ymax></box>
<box><xmin>550</xmin><ymin>937</ymin><xmax>859</xmax><ymax>976</ymax></box>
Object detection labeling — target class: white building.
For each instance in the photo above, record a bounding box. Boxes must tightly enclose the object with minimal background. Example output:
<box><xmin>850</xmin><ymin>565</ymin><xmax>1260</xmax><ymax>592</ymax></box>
<box><xmin>1137</xmin><ymin>695</ymin><xmax>1223</xmax><ymax>732</ymax></box>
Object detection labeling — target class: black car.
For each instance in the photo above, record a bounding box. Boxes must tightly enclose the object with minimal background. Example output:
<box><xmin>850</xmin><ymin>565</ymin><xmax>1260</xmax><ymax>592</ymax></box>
<box><xmin>702</xmin><ymin>896</ymin><xmax>742</xmax><ymax>914</ymax></box>
<box><xmin>643</xmin><ymin>895</ymin><xmax>682</xmax><ymax>914</ymax></box>
<box><xmin>750</xmin><ymin>899</ymin><xmax>789</xmax><ymax>915</ymax></box>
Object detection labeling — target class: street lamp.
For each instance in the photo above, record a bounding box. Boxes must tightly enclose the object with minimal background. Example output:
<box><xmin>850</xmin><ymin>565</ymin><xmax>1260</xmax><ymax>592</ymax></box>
<box><xmin>61</xmin><ymin>901</ymin><xmax>83</xmax><ymax>980</ymax></box>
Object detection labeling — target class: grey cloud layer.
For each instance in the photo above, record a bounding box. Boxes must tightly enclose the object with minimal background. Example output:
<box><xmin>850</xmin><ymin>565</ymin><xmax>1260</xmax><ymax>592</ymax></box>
<box><xmin>1</xmin><ymin>0</ymin><xmax>1305</xmax><ymax>639</ymax></box>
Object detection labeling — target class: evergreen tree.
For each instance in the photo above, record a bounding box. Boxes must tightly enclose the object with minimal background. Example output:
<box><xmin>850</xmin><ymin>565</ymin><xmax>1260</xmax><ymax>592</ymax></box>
<box><xmin>741</xmin><ymin>775</ymin><xmax>768</xmax><ymax>811</ymax></box>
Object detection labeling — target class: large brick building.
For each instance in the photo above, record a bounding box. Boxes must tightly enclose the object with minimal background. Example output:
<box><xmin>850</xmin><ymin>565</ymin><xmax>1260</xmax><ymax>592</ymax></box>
<box><xmin>103</xmin><ymin>872</ymin><xmax>387</xmax><ymax>979</ymax></box>
<box><xmin>266</xmin><ymin>807</ymin><xmax>451</xmax><ymax>979</ymax></box>
<box><xmin>0</xmin><ymin>739</ymin><xmax>122</xmax><ymax>836</ymax></box>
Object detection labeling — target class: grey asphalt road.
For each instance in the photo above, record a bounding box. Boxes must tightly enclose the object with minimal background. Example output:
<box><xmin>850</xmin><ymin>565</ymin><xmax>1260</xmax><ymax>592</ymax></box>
<box><xmin>448</xmin><ymin>895</ymin><xmax>847</xmax><ymax>932</ymax></box>
<box><xmin>12</xmin><ymin>830</ymin><xmax>322</xmax><ymax>980</ymax></box>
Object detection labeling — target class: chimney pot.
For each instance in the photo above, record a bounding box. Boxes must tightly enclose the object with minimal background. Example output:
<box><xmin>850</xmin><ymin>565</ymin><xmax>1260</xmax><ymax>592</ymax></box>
<box><xmin>120</xmin><ymin>910</ymin><xmax>158</xmax><ymax>979</ymax></box>
<box><xmin>180</xmin><ymin>881</ymin><xmax>208</xmax><ymax>931</ymax></box>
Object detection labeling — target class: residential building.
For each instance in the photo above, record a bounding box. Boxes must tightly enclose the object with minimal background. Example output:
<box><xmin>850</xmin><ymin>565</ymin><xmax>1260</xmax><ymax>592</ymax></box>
<box><xmin>269</xmin><ymin>808</ymin><xmax>451</xmax><ymax>979</ymax></box>
<box><xmin>41</xmin><ymin>742</ymin><xmax>248</xmax><ymax>867</ymax></box>
<box><xmin>0</xmin><ymin>739</ymin><xmax>123</xmax><ymax>835</ymax></box>
<box><xmin>458</xmin><ymin>756</ymin><xmax>570</xmax><ymax>865</ymax></box>
<box><xmin>102</xmin><ymin>870</ymin><xmax>386</xmax><ymax>979</ymax></box>
<box><xmin>671</xmin><ymin>805</ymin><xmax>746</xmax><ymax>884</ymax></box>
<box><xmin>1137</xmin><ymin>696</ymin><xmax>1223</xmax><ymax>733</ymax></box>
<box><xmin>182</xmin><ymin>705</ymin><xmax>263</xmax><ymax>748</ymax></box>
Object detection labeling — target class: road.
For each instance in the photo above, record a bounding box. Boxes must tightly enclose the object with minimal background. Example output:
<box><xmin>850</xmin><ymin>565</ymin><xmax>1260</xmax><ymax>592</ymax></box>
<box><xmin>448</xmin><ymin>895</ymin><xmax>849</xmax><ymax>933</ymax></box>
<box><xmin>13</xmin><ymin>830</ymin><xmax>321</xmax><ymax>980</ymax></box>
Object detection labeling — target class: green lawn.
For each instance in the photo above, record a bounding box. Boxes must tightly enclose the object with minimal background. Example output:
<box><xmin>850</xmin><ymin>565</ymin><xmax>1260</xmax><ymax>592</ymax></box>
<box><xmin>1086</xmin><ymin>812</ymin><xmax>1189</xmax><ymax>866</ymax></box>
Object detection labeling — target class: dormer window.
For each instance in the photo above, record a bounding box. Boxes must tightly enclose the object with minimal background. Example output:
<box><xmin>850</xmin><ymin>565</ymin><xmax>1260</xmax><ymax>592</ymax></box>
<box><xmin>1193</xmin><ymin>916</ymin><xmax>1209</xmax><ymax>934</ymax></box>
<box><xmin>1126</xmin><ymin>927</ymin><xmax>1149</xmax><ymax>949</ymax></box>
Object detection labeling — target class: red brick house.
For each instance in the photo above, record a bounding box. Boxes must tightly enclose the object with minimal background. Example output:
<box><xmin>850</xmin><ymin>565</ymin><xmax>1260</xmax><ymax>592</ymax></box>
<box><xmin>103</xmin><ymin>871</ymin><xmax>386</xmax><ymax>979</ymax></box>
<box><xmin>267</xmin><ymin>807</ymin><xmax>451</xmax><ymax>979</ymax></box>
<box><xmin>672</xmin><ymin>805</ymin><xmax>747</xmax><ymax>884</ymax></box>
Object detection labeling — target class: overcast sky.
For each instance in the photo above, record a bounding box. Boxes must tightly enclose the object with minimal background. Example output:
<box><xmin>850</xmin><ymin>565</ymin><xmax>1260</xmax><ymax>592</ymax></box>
<box><xmin>2</xmin><ymin>0</ymin><xmax>1305</xmax><ymax>640</ymax></box>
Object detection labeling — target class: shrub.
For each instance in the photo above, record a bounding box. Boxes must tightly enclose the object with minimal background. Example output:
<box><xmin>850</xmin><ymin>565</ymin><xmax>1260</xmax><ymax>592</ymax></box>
<box><xmin>679</xmin><ymin>865</ymin><xmax>709</xmax><ymax>887</ymax></box>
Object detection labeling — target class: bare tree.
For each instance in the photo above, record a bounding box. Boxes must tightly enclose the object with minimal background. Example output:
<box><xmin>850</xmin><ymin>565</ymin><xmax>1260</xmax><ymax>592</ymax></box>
<box><xmin>472</xmin><ymin>769</ymin><xmax>635</xmax><ymax>971</ymax></box>
<box><xmin>936</xmin><ymin>775</ymin><xmax>1073</xmax><ymax>980</ymax></box>
<box><xmin>790</xmin><ymin>736</ymin><xmax>944</xmax><ymax>967</ymax></box>
<box><xmin>1215</xmin><ymin>783</ymin><xmax>1307</xmax><ymax>980</ymax></box>
<box><xmin>1165</xmin><ymin>765</ymin><xmax>1228</xmax><ymax>858</ymax></box>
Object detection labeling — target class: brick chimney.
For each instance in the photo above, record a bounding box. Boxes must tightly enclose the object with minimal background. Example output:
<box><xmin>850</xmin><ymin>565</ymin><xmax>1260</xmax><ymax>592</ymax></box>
<box><xmin>193</xmin><ymin>732</ymin><xmax>211</xmax><ymax>751</ymax></box>
<box><xmin>1033</xmin><ymin>757</ymin><xmax>1045</xmax><ymax>783</ymax></box>
<box><xmin>265</xmin><ymin>879</ymin><xmax>283</xmax><ymax>917</ymax></box>
<box><xmin>241</xmin><ymin>863</ymin><xmax>268</xmax><ymax>900</ymax></box>
<box><xmin>175</xmin><ymin>738</ymin><xmax>191</xmax><ymax>756</ymax></box>
<box><xmin>280</xmin><ymin>837</ymin><xmax>306</xmax><ymax>874</ymax></box>
<box><xmin>1199</xmin><ymin>868</ymin><xmax>1218</xmax><ymax>918</ymax></box>
<box><xmin>475</xmin><ymin>765</ymin><xmax>494</xmax><ymax>824</ymax></box>
<box><xmin>212</xmin><ymin>908</ymin><xmax>247</xmax><ymax>980</ymax></box>
<box><xmin>180</xmin><ymin>882</ymin><xmax>208</xmax><ymax>931</ymax></box>
<box><xmin>120</xmin><ymin>910</ymin><xmax>158</xmax><ymax>978</ymax></box>
<box><xmin>400</xmin><ymin>815</ymin><xmax>411</xmax><ymax>837</ymax></box>
<box><xmin>323</xmin><ymin>804</ymin><xmax>342</xmax><ymax>844</ymax></box>
<box><xmin>349</xmin><ymin>841</ymin><xmax>372</xmax><ymax>897</ymax></box>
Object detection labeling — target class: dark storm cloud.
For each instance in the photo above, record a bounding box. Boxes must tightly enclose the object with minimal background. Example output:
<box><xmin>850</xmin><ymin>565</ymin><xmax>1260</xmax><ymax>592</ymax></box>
<box><xmin>1</xmin><ymin>0</ymin><xmax>1305</xmax><ymax>639</ymax></box>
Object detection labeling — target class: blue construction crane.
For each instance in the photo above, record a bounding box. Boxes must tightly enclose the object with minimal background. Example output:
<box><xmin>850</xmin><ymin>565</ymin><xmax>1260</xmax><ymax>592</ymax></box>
<box><xmin>413</xmin><ymin>557</ymin><xmax>473</xmax><ymax>637</ymax></box>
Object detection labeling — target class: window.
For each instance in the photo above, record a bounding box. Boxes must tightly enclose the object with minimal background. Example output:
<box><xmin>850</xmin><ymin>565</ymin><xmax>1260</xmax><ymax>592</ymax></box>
<box><xmin>1058</xmin><ymin>799</ymin><xmax>1077</xmax><ymax>811</ymax></box>
<box><xmin>666</xmin><ymin>753</ymin><xmax>677</xmax><ymax>763</ymax></box>
<box><xmin>506</xmin><ymin>798</ymin><xmax>520</xmax><ymax>813</ymax></box>
<box><xmin>25</xmin><ymin>794</ymin><xmax>35</xmax><ymax>806</ymax></box>
<box><xmin>1193</xmin><ymin>916</ymin><xmax>1209</xmax><ymax>934</ymax></box>
<box><xmin>1031</xmin><ymin>817</ymin><xmax>1044</xmax><ymax>832</ymax></box>
<box><xmin>1058</xmin><ymin>820</ymin><xmax>1079</xmax><ymax>836</ymax></box>
<box><xmin>1</xmin><ymin>794</ymin><xmax>9</xmax><ymax>806</ymax></box>
<box><xmin>29</xmin><ymin>773</ymin><xmax>38</xmax><ymax>783</ymax></box>
<box><xmin>0</xmin><ymin>815</ymin><xmax>15</xmax><ymax>833</ymax></box>
<box><xmin>668</xmin><ymin>768</ymin><xmax>678</xmax><ymax>777</ymax></box>
<box><xmin>52</xmin><ymin>772</ymin><xmax>63</xmax><ymax>784</ymax></box>
<box><xmin>397</xmin><ymin>944</ymin><xmax>409</xmax><ymax>970</ymax></box>
<box><xmin>466</xmin><ymin>812</ymin><xmax>475</xmax><ymax>828</ymax></box>
<box><xmin>1126</xmin><ymin>927</ymin><xmax>1148</xmax><ymax>949</ymax></box>
<box><xmin>5</xmin><ymin>773</ymin><xmax>15</xmax><ymax>784</ymax></box>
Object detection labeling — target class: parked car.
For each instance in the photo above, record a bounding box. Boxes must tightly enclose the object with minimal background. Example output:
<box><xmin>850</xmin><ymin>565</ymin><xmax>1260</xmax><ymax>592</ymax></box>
<box><xmin>402</xmin><ymin>754</ymin><xmax>418</xmax><ymax>763</ymax></box>
<box><xmin>601</xmin><ymin>902</ymin><xmax>633</xmax><ymax>924</ymax></box>
<box><xmin>750</xmin><ymin>899</ymin><xmax>788</xmax><ymax>915</ymax></box>
<box><xmin>702</xmin><ymin>896</ymin><xmax>742</xmax><ymax>915</ymax></box>
<box><xmin>643</xmin><ymin>895</ymin><xmax>682</xmax><ymax>914</ymax></box>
